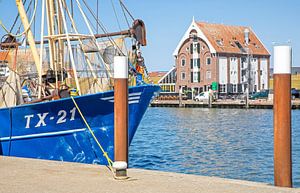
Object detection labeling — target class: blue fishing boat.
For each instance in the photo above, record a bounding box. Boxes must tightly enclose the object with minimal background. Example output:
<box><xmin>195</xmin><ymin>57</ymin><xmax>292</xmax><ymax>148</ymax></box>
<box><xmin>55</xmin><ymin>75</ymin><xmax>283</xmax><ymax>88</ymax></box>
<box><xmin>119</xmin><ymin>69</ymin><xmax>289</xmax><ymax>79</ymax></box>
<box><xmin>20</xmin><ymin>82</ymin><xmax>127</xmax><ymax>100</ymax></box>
<box><xmin>0</xmin><ymin>85</ymin><xmax>159</xmax><ymax>164</ymax></box>
<box><xmin>0</xmin><ymin>0</ymin><xmax>159</xmax><ymax>164</ymax></box>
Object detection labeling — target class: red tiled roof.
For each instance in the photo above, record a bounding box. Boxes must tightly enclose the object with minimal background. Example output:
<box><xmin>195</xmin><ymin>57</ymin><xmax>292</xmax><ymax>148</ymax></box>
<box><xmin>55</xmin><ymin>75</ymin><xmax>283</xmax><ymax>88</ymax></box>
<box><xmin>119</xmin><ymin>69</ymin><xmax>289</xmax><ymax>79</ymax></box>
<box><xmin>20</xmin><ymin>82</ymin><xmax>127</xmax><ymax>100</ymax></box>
<box><xmin>196</xmin><ymin>22</ymin><xmax>270</xmax><ymax>56</ymax></box>
<box><xmin>148</xmin><ymin>71</ymin><xmax>167</xmax><ymax>84</ymax></box>
<box><xmin>148</xmin><ymin>71</ymin><xmax>167</xmax><ymax>78</ymax></box>
<box><xmin>0</xmin><ymin>51</ymin><xmax>10</xmax><ymax>62</ymax></box>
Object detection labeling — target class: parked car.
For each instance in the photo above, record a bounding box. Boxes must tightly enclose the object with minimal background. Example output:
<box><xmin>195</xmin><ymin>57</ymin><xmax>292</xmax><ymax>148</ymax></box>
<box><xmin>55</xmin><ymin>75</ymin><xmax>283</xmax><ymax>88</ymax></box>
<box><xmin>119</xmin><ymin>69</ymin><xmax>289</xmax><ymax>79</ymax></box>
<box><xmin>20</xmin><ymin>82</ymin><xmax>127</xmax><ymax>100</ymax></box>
<box><xmin>194</xmin><ymin>91</ymin><xmax>209</xmax><ymax>101</ymax></box>
<box><xmin>249</xmin><ymin>90</ymin><xmax>269</xmax><ymax>100</ymax></box>
<box><xmin>291</xmin><ymin>89</ymin><xmax>300</xmax><ymax>99</ymax></box>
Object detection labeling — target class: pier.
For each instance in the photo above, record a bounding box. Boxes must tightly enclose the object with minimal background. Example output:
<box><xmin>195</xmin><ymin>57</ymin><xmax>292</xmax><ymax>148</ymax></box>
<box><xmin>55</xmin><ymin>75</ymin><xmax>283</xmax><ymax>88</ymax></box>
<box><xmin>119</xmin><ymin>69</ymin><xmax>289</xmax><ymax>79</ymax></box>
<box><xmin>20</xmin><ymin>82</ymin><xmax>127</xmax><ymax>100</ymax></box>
<box><xmin>0</xmin><ymin>156</ymin><xmax>298</xmax><ymax>193</ymax></box>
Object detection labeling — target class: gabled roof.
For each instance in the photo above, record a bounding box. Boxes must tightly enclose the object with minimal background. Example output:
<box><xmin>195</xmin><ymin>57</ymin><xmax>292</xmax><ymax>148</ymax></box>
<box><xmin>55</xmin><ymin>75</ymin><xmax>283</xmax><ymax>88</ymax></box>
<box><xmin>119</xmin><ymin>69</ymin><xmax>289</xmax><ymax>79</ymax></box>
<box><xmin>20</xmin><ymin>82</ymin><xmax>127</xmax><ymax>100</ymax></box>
<box><xmin>148</xmin><ymin>71</ymin><xmax>168</xmax><ymax>84</ymax></box>
<box><xmin>173</xmin><ymin>19</ymin><xmax>270</xmax><ymax>57</ymax></box>
<box><xmin>158</xmin><ymin>67</ymin><xmax>176</xmax><ymax>84</ymax></box>
<box><xmin>196</xmin><ymin>22</ymin><xmax>270</xmax><ymax>56</ymax></box>
<box><xmin>173</xmin><ymin>19</ymin><xmax>216</xmax><ymax>56</ymax></box>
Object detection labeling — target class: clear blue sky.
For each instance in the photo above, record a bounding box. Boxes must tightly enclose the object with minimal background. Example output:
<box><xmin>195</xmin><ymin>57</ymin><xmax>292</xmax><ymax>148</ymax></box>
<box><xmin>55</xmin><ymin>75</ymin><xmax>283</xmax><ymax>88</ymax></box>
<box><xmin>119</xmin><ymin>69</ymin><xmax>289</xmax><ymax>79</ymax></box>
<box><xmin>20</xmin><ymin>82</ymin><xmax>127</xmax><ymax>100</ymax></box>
<box><xmin>0</xmin><ymin>0</ymin><xmax>299</xmax><ymax>72</ymax></box>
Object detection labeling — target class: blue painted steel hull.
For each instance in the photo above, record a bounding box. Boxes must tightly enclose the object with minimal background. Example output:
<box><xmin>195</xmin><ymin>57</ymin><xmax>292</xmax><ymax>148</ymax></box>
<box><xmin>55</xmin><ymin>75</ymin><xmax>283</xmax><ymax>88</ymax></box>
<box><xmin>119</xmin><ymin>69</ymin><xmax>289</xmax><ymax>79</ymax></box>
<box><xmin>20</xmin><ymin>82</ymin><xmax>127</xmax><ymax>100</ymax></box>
<box><xmin>0</xmin><ymin>85</ymin><xmax>160</xmax><ymax>165</ymax></box>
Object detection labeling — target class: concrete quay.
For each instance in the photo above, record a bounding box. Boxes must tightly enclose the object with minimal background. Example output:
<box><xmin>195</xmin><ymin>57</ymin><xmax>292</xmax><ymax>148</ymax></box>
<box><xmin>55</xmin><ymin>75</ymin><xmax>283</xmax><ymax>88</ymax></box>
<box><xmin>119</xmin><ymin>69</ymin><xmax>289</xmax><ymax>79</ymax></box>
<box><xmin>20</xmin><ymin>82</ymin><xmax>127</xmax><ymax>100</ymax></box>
<box><xmin>0</xmin><ymin>156</ymin><xmax>299</xmax><ymax>193</ymax></box>
<box><xmin>151</xmin><ymin>99</ymin><xmax>300</xmax><ymax>109</ymax></box>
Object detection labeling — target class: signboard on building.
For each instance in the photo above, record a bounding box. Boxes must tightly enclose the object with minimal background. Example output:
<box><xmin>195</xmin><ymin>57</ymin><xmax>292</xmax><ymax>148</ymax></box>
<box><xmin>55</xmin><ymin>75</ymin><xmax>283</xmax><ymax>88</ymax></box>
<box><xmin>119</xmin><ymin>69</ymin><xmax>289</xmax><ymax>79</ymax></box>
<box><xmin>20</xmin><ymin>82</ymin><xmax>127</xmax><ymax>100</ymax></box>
<box><xmin>212</xmin><ymin>82</ymin><xmax>218</xmax><ymax>91</ymax></box>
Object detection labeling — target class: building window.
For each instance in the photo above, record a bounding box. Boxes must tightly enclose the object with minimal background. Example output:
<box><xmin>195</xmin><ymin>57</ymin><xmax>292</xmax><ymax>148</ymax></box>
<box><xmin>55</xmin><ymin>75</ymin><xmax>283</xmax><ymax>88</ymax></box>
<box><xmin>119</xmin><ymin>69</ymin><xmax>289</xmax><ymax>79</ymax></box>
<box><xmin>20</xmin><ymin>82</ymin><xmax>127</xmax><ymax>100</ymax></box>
<box><xmin>191</xmin><ymin>71</ymin><xmax>200</xmax><ymax>83</ymax></box>
<box><xmin>181</xmin><ymin>57</ymin><xmax>186</xmax><ymax>67</ymax></box>
<box><xmin>206</xmin><ymin>71</ymin><xmax>211</xmax><ymax>79</ymax></box>
<box><xmin>192</xmin><ymin>35</ymin><xmax>198</xmax><ymax>42</ymax></box>
<box><xmin>193</xmin><ymin>72</ymin><xmax>198</xmax><ymax>83</ymax></box>
<box><xmin>216</xmin><ymin>40</ymin><xmax>223</xmax><ymax>46</ymax></box>
<box><xmin>230</xmin><ymin>57</ymin><xmax>237</xmax><ymax>62</ymax></box>
<box><xmin>191</xmin><ymin>42</ymin><xmax>200</xmax><ymax>54</ymax></box>
<box><xmin>192</xmin><ymin>58</ymin><xmax>200</xmax><ymax>68</ymax></box>
<box><xmin>206</xmin><ymin>57</ymin><xmax>211</xmax><ymax>65</ymax></box>
<box><xmin>219</xmin><ymin>84</ymin><xmax>226</xmax><ymax>93</ymax></box>
<box><xmin>190</xmin><ymin>44</ymin><xmax>193</xmax><ymax>54</ymax></box>
<box><xmin>233</xmin><ymin>84</ymin><xmax>237</xmax><ymax>93</ymax></box>
<box><xmin>181</xmin><ymin>72</ymin><xmax>185</xmax><ymax>80</ymax></box>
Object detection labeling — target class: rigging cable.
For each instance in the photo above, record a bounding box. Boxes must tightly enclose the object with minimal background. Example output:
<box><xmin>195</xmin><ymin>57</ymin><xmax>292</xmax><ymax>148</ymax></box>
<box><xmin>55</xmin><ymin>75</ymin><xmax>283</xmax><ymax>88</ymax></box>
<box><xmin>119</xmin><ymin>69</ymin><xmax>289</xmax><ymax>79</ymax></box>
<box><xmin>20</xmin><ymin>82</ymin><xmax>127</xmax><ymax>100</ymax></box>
<box><xmin>119</xmin><ymin>0</ymin><xmax>130</xmax><ymax>29</ymax></box>
<box><xmin>119</xmin><ymin>0</ymin><xmax>134</xmax><ymax>21</ymax></box>
<box><xmin>81</xmin><ymin>0</ymin><xmax>125</xmax><ymax>56</ymax></box>
<box><xmin>9</xmin><ymin>0</ymin><xmax>28</xmax><ymax>33</ymax></box>
<box><xmin>96</xmin><ymin>0</ymin><xmax>99</xmax><ymax>34</ymax></box>
<box><xmin>0</xmin><ymin>0</ymin><xmax>38</xmax><ymax>37</ymax></box>
<box><xmin>110</xmin><ymin>0</ymin><xmax>122</xmax><ymax>32</ymax></box>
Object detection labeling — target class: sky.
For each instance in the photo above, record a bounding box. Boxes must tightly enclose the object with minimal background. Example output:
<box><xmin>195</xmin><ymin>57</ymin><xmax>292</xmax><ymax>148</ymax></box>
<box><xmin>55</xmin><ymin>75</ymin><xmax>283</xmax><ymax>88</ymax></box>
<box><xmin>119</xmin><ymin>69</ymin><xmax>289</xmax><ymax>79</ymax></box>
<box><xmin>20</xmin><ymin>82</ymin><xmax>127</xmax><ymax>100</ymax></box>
<box><xmin>0</xmin><ymin>0</ymin><xmax>299</xmax><ymax>72</ymax></box>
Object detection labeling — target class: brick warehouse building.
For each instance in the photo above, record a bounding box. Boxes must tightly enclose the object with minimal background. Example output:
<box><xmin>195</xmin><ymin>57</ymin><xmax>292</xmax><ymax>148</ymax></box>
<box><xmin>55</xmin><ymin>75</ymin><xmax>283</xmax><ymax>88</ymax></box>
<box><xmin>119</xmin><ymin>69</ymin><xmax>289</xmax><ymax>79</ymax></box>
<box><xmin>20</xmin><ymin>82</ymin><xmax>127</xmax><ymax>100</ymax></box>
<box><xmin>173</xmin><ymin>19</ymin><xmax>270</xmax><ymax>95</ymax></box>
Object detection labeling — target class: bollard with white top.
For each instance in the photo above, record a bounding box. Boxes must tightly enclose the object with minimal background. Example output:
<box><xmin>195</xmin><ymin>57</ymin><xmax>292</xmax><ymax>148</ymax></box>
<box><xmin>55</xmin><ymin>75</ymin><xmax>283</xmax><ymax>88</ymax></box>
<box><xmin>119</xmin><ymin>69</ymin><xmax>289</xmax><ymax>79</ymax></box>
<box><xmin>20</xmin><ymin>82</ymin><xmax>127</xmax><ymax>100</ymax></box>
<box><xmin>273</xmin><ymin>45</ymin><xmax>292</xmax><ymax>187</ymax></box>
<box><xmin>113</xmin><ymin>56</ymin><xmax>129</xmax><ymax>179</ymax></box>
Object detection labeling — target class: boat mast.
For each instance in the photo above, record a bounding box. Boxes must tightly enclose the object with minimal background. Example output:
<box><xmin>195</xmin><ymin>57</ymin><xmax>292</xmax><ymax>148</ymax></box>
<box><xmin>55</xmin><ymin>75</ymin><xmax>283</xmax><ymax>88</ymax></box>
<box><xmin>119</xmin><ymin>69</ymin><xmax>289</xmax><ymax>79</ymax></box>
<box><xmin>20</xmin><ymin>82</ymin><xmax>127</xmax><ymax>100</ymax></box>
<box><xmin>57</xmin><ymin>0</ymin><xmax>81</xmax><ymax>95</ymax></box>
<box><xmin>45</xmin><ymin>0</ymin><xmax>56</xmax><ymax>71</ymax></box>
<box><xmin>56</xmin><ymin>0</ymin><xmax>65</xmax><ymax>84</ymax></box>
<box><xmin>15</xmin><ymin>0</ymin><xmax>41</xmax><ymax>76</ymax></box>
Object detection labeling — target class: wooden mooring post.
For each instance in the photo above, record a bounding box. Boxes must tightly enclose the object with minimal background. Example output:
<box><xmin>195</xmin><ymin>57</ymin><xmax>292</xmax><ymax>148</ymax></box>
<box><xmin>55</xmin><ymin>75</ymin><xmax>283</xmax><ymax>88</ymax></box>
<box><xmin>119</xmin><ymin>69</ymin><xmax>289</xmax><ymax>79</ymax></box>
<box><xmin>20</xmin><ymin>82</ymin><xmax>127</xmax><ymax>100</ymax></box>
<box><xmin>273</xmin><ymin>45</ymin><xmax>292</xmax><ymax>187</ymax></box>
<box><xmin>113</xmin><ymin>56</ymin><xmax>128</xmax><ymax>178</ymax></box>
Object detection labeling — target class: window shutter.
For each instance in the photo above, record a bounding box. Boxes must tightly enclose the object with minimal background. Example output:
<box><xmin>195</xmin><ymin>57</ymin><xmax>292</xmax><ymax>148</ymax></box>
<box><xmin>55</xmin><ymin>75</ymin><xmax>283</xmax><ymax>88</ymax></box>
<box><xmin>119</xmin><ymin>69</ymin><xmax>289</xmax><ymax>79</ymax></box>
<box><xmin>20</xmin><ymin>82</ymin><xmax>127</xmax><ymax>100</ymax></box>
<box><xmin>190</xmin><ymin>44</ymin><xmax>193</xmax><ymax>54</ymax></box>
<box><xmin>197</xmin><ymin>58</ymin><xmax>200</xmax><ymax>68</ymax></box>
<box><xmin>197</xmin><ymin>43</ymin><xmax>200</xmax><ymax>53</ymax></box>
<box><xmin>190</xmin><ymin>59</ymin><xmax>193</xmax><ymax>69</ymax></box>
<box><xmin>198</xmin><ymin>72</ymin><xmax>200</xmax><ymax>82</ymax></box>
<box><xmin>191</xmin><ymin>72</ymin><xmax>193</xmax><ymax>83</ymax></box>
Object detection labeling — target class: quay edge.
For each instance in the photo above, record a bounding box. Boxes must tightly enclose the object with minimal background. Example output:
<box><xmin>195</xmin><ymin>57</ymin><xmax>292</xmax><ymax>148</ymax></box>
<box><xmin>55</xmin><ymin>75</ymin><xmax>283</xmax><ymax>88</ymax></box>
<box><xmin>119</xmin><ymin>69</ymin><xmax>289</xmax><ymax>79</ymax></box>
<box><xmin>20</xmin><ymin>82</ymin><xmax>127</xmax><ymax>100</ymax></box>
<box><xmin>151</xmin><ymin>100</ymin><xmax>300</xmax><ymax>109</ymax></box>
<box><xmin>0</xmin><ymin>156</ymin><xmax>298</xmax><ymax>193</ymax></box>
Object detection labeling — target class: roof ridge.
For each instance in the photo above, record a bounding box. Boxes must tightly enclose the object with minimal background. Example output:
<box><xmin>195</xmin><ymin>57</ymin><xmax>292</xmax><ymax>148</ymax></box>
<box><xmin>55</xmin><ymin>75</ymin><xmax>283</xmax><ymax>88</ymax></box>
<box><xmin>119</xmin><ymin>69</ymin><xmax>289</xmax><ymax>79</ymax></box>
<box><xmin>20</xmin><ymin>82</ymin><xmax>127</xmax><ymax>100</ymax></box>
<box><xmin>196</xmin><ymin>21</ymin><xmax>249</xmax><ymax>29</ymax></box>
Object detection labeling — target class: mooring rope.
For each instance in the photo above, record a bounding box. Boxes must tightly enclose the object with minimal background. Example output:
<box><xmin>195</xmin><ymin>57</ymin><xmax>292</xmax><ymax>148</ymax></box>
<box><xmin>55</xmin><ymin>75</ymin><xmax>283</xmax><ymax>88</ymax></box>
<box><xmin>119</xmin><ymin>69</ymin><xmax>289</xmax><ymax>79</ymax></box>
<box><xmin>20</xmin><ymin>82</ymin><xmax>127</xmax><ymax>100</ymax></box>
<box><xmin>70</xmin><ymin>96</ymin><xmax>114</xmax><ymax>172</ymax></box>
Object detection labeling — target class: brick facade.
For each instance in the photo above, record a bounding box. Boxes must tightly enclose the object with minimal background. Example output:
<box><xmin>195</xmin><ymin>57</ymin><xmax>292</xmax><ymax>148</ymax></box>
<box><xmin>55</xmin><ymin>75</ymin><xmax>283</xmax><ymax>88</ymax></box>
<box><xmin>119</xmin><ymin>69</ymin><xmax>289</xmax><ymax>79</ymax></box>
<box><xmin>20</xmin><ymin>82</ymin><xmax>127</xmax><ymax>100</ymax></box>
<box><xmin>174</xmin><ymin>20</ymin><xmax>271</xmax><ymax>95</ymax></box>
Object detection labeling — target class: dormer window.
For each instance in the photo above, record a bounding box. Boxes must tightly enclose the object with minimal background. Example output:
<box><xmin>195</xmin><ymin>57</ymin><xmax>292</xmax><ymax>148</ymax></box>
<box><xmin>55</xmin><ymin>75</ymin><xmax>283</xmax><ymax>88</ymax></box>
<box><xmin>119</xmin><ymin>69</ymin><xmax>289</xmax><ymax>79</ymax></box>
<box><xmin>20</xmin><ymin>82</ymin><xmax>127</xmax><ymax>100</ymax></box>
<box><xmin>235</xmin><ymin>41</ymin><xmax>246</xmax><ymax>53</ymax></box>
<box><xmin>216</xmin><ymin>40</ymin><xmax>223</xmax><ymax>46</ymax></box>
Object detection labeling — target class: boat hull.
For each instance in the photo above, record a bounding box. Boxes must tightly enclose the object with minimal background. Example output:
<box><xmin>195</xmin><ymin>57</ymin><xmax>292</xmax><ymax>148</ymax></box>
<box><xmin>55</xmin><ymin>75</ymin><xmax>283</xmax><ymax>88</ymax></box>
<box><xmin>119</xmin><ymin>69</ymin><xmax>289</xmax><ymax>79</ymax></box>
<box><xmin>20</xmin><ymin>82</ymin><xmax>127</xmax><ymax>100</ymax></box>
<box><xmin>0</xmin><ymin>85</ymin><xmax>160</xmax><ymax>165</ymax></box>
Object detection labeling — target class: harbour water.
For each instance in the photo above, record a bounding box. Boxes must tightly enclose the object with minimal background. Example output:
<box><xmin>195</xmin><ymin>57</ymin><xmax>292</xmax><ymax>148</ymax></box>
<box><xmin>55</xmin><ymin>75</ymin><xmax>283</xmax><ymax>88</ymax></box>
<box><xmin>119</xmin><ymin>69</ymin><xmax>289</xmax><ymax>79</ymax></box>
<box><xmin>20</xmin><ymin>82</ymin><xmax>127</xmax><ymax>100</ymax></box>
<box><xmin>129</xmin><ymin>108</ymin><xmax>300</xmax><ymax>187</ymax></box>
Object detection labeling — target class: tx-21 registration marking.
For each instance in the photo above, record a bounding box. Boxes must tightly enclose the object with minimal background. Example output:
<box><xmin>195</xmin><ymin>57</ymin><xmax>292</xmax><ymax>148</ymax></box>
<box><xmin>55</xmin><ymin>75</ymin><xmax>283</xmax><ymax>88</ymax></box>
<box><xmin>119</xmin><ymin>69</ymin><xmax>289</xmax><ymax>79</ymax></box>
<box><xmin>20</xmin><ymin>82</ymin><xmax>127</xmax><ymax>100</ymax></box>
<box><xmin>24</xmin><ymin>107</ymin><xmax>76</xmax><ymax>128</ymax></box>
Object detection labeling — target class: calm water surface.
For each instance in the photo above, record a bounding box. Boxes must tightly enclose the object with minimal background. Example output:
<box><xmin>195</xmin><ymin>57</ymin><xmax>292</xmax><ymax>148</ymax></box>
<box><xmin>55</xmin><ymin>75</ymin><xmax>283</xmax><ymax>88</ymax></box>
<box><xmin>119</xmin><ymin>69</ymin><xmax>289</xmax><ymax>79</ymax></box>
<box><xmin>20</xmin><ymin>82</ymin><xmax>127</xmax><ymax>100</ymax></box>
<box><xmin>129</xmin><ymin>108</ymin><xmax>300</xmax><ymax>187</ymax></box>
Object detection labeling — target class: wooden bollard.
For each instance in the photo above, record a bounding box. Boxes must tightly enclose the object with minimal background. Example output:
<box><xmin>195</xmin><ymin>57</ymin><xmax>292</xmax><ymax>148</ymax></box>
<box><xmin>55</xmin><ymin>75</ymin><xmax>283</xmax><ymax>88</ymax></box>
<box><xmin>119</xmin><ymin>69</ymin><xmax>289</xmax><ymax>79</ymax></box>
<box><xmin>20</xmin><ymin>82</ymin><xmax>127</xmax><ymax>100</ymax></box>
<box><xmin>273</xmin><ymin>45</ymin><xmax>292</xmax><ymax>187</ymax></box>
<box><xmin>113</xmin><ymin>56</ymin><xmax>128</xmax><ymax>178</ymax></box>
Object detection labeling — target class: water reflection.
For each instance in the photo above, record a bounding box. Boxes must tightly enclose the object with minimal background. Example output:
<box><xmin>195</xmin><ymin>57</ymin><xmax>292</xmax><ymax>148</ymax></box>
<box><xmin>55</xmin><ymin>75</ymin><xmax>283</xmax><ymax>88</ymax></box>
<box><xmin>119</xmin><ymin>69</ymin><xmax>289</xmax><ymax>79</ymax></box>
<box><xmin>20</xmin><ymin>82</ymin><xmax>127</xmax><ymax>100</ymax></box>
<box><xmin>129</xmin><ymin>108</ymin><xmax>300</xmax><ymax>187</ymax></box>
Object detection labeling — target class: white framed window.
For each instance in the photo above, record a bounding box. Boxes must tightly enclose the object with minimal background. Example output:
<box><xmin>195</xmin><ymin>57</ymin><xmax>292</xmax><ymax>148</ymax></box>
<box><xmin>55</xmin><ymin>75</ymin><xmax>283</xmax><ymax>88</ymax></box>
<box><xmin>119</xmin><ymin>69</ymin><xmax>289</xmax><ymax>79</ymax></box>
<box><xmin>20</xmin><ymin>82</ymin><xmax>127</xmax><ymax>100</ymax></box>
<box><xmin>233</xmin><ymin>84</ymin><xmax>237</xmax><ymax>93</ymax></box>
<box><xmin>192</xmin><ymin>42</ymin><xmax>200</xmax><ymax>54</ymax></box>
<box><xmin>206</xmin><ymin>71</ymin><xmax>211</xmax><ymax>79</ymax></box>
<box><xmin>181</xmin><ymin>57</ymin><xmax>186</xmax><ymax>67</ymax></box>
<box><xmin>206</xmin><ymin>57</ymin><xmax>211</xmax><ymax>65</ymax></box>
<box><xmin>181</xmin><ymin>72</ymin><xmax>186</xmax><ymax>80</ymax></box>
<box><xmin>219</xmin><ymin>84</ymin><xmax>226</xmax><ymax>93</ymax></box>
<box><xmin>193</xmin><ymin>72</ymin><xmax>198</xmax><ymax>83</ymax></box>
<box><xmin>193</xmin><ymin>58</ymin><xmax>200</xmax><ymax>68</ymax></box>
<box><xmin>230</xmin><ymin>57</ymin><xmax>237</xmax><ymax>62</ymax></box>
